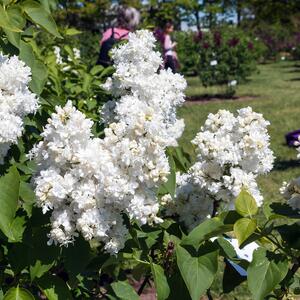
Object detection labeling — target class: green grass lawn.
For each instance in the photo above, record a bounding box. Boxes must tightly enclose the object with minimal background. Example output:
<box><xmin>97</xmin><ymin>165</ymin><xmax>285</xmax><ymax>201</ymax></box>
<box><xmin>178</xmin><ymin>60</ymin><xmax>300</xmax><ymax>204</ymax></box>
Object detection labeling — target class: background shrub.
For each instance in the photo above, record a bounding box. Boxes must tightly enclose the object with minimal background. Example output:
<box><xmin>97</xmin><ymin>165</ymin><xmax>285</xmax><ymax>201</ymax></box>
<box><xmin>194</xmin><ymin>28</ymin><xmax>263</xmax><ymax>94</ymax></box>
<box><xmin>174</xmin><ymin>31</ymin><xmax>199</xmax><ymax>76</ymax></box>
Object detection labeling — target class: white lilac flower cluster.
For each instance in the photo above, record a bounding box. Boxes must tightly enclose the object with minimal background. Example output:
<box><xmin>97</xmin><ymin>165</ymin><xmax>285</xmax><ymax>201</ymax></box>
<box><xmin>0</xmin><ymin>54</ymin><xmax>38</xmax><ymax>164</ymax></box>
<box><xmin>280</xmin><ymin>179</ymin><xmax>300</xmax><ymax>212</ymax></box>
<box><xmin>165</xmin><ymin>107</ymin><xmax>274</xmax><ymax>230</ymax></box>
<box><xmin>31</xmin><ymin>30</ymin><xmax>186</xmax><ymax>254</ymax></box>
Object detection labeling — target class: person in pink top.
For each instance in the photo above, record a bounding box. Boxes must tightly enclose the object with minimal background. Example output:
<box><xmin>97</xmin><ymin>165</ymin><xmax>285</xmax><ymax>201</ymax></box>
<box><xmin>156</xmin><ymin>22</ymin><xmax>178</xmax><ymax>73</ymax></box>
<box><xmin>97</xmin><ymin>6</ymin><xmax>140</xmax><ymax>66</ymax></box>
<box><xmin>100</xmin><ymin>27</ymin><xmax>130</xmax><ymax>46</ymax></box>
<box><xmin>154</xmin><ymin>22</ymin><xmax>178</xmax><ymax>73</ymax></box>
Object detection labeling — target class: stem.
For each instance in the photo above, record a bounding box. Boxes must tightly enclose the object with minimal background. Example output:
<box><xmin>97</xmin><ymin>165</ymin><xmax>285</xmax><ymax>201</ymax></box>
<box><xmin>256</xmin><ymin>227</ymin><xmax>288</xmax><ymax>256</ymax></box>
<box><xmin>284</xmin><ymin>259</ymin><xmax>300</xmax><ymax>285</ymax></box>
<box><xmin>138</xmin><ymin>249</ymin><xmax>155</xmax><ymax>295</ymax></box>
<box><xmin>266</xmin><ymin>234</ymin><xmax>296</xmax><ymax>259</ymax></box>
<box><xmin>290</xmin><ymin>261</ymin><xmax>300</xmax><ymax>276</ymax></box>
<box><xmin>137</xmin><ymin>275</ymin><xmax>150</xmax><ymax>295</ymax></box>
<box><xmin>262</xmin><ymin>219</ymin><xmax>272</xmax><ymax>230</ymax></box>
<box><xmin>270</xmin><ymin>233</ymin><xmax>282</xmax><ymax>247</ymax></box>
<box><xmin>264</xmin><ymin>235</ymin><xmax>286</xmax><ymax>253</ymax></box>
<box><xmin>206</xmin><ymin>288</ymin><xmax>213</xmax><ymax>300</ymax></box>
<box><xmin>278</xmin><ymin>259</ymin><xmax>300</xmax><ymax>300</ymax></box>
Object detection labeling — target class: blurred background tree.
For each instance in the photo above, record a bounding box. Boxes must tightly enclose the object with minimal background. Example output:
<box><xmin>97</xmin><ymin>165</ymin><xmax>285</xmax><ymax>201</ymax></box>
<box><xmin>54</xmin><ymin>0</ymin><xmax>113</xmax><ymax>31</ymax></box>
<box><xmin>48</xmin><ymin>0</ymin><xmax>300</xmax><ymax>64</ymax></box>
<box><xmin>50</xmin><ymin>0</ymin><xmax>300</xmax><ymax>32</ymax></box>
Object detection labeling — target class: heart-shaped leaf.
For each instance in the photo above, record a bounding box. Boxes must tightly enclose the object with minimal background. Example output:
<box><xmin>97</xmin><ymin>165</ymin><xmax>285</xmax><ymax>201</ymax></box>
<box><xmin>248</xmin><ymin>248</ymin><xmax>289</xmax><ymax>300</ymax></box>
<box><xmin>233</xmin><ymin>218</ymin><xmax>257</xmax><ymax>246</ymax></box>
<box><xmin>235</xmin><ymin>189</ymin><xmax>258</xmax><ymax>217</ymax></box>
<box><xmin>176</xmin><ymin>243</ymin><xmax>218</xmax><ymax>300</ymax></box>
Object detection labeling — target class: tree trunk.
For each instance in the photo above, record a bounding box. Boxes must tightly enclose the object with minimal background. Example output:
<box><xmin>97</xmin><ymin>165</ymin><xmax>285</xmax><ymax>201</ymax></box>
<box><xmin>237</xmin><ymin>0</ymin><xmax>241</xmax><ymax>26</ymax></box>
<box><xmin>194</xmin><ymin>10</ymin><xmax>200</xmax><ymax>31</ymax></box>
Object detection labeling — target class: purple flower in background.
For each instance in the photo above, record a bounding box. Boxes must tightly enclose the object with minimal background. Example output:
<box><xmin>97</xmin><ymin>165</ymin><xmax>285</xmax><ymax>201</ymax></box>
<box><xmin>203</xmin><ymin>42</ymin><xmax>210</xmax><ymax>49</ymax></box>
<box><xmin>295</xmin><ymin>32</ymin><xmax>300</xmax><ymax>43</ymax></box>
<box><xmin>214</xmin><ymin>31</ymin><xmax>222</xmax><ymax>47</ymax></box>
<box><xmin>286</xmin><ymin>42</ymin><xmax>294</xmax><ymax>51</ymax></box>
<box><xmin>228</xmin><ymin>37</ymin><xmax>240</xmax><ymax>47</ymax></box>
<box><xmin>194</xmin><ymin>30</ymin><xmax>203</xmax><ymax>42</ymax></box>
<box><xmin>247</xmin><ymin>42</ymin><xmax>254</xmax><ymax>50</ymax></box>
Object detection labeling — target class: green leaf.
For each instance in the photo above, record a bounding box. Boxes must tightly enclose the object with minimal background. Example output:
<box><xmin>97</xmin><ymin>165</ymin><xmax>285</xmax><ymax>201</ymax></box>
<box><xmin>39</xmin><ymin>0</ymin><xmax>52</xmax><ymax>13</ymax></box>
<box><xmin>176</xmin><ymin>243</ymin><xmax>218</xmax><ymax>300</ymax></box>
<box><xmin>30</xmin><ymin>260</ymin><xmax>53</xmax><ymax>282</ymax></box>
<box><xmin>82</xmin><ymin>73</ymin><xmax>92</xmax><ymax>93</ymax></box>
<box><xmin>90</xmin><ymin>65</ymin><xmax>104</xmax><ymax>76</ymax></box>
<box><xmin>19</xmin><ymin>181</ymin><xmax>35</xmax><ymax>217</ymax></box>
<box><xmin>2</xmin><ymin>6</ymin><xmax>25</xmax><ymax>47</ymax></box>
<box><xmin>63</xmin><ymin>237</ymin><xmax>95</xmax><ymax>278</ymax></box>
<box><xmin>0</xmin><ymin>5</ymin><xmax>23</xmax><ymax>32</ymax></box>
<box><xmin>29</xmin><ymin>58</ymin><xmax>47</xmax><ymax>94</ymax></box>
<box><xmin>233</xmin><ymin>218</ymin><xmax>257</xmax><ymax>246</ymax></box>
<box><xmin>137</xmin><ymin>230</ymin><xmax>161</xmax><ymax>249</ymax></box>
<box><xmin>19</xmin><ymin>41</ymin><xmax>47</xmax><ymax>94</ymax></box>
<box><xmin>3</xmin><ymin>29</ymin><xmax>20</xmax><ymax>48</ymax></box>
<box><xmin>22</xmin><ymin>0</ymin><xmax>61</xmax><ymax>38</ymax></box>
<box><xmin>8</xmin><ymin>223</ymin><xmax>58</xmax><ymax>281</ymax></box>
<box><xmin>169</xmin><ymin>147</ymin><xmax>191</xmax><ymax>172</ymax></box>
<box><xmin>65</xmin><ymin>28</ymin><xmax>81</xmax><ymax>35</ymax></box>
<box><xmin>63</xmin><ymin>45</ymin><xmax>73</xmax><ymax>58</ymax></box>
<box><xmin>0</xmin><ymin>0</ymin><xmax>11</xmax><ymax>6</ymax></box>
<box><xmin>6</xmin><ymin>216</ymin><xmax>26</xmax><ymax>242</ymax></box>
<box><xmin>248</xmin><ymin>248</ymin><xmax>289</xmax><ymax>300</ymax></box>
<box><xmin>182</xmin><ymin>211</ymin><xmax>241</xmax><ymax>248</ymax></box>
<box><xmin>8</xmin><ymin>243</ymin><xmax>30</xmax><ymax>273</ymax></box>
<box><xmin>215</xmin><ymin>237</ymin><xmax>237</xmax><ymax>259</ymax></box>
<box><xmin>36</xmin><ymin>274</ymin><xmax>72</xmax><ymax>300</ymax></box>
<box><xmin>111</xmin><ymin>281</ymin><xmax>139</xmax><ymax>300</ymax></box>
<box><xmin>268</xmin><ymin>203</ymin><xmax>300</xmax><ymax>219</ymax></box>
<box><xmin>276</xmin><ymin>223</ymin><xmax>300</xmax><ymax>250</ymax></box>
<box><xmin>0</xmin><ymin>166</ymin><xmax>20</xmax><ymax>240</ymax></box>
<box><xmin>6</xmin><ymin>6</ymin><xmax>26</xmax><ymax>30</ymax></box>
<box><xmin>3</xmin><ymin>286</ymin><xmax>34</xmax><ymax>300</ymax></box>
<box><xmin>168</xmin><ymin>271</ymin><xmax>190</xmax><ymax>300</ymax></box>
<box><xmin>27</xmin><ymin>227</ymin><xmax>60</xmax><ymax>281</ymax></box>
<box><xmin>99</xmin><ymin>66</ymin><xmax>115</xmax><ymax>79</ymax></box>
<box><xmin>235</xmin><ymin>189</ymin><xmax>258</xmax><ymax>217</ymax></box>
<box><xmin>182</xmin><ymin>218</ymin><xmax>225</xmax><ymax>248</ymax></box>
<box><xmin>151</xmin><ymin>263</ymin><xmax>170</xmax><ymax>300</ymax></box>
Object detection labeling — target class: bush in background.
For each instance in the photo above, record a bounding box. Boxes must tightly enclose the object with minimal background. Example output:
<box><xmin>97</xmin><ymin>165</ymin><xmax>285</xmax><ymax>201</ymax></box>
<box><xmin>175</xmin><ymin>31</ymin><xmax>200</xmax><ymax>76</ymax></box>
<box><xmin>38</xmin><ymin>28</ymin><xmax>100</xmax><ymax>67</ymax></box>
<box><xmin>176</xmin><ymin>27</ymin><xmax>262</xmax><ymax>96</ymax></box>
<box><xmin>253</xmin><ymin>23</ymin><xmax>297</xmax><ymax>61</ymax></box>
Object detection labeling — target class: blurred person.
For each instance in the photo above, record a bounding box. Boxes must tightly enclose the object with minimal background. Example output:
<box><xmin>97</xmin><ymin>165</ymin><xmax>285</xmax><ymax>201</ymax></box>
<box><xmin>96</xmin><ymin>6</ymin><xmax>140</xmax><ymax>66</ymax></box>
<box><xmin>155</xmin><ymin>22</ymin><xmax>178</xmax><ymax>73</ymax></box>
